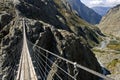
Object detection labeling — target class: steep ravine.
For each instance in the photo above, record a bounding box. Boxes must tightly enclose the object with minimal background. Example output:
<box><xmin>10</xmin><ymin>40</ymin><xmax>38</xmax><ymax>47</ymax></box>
<box><xmin>95</xmin><ymin>37</ymin><xmax>111</xmax><ymax>75</ymax></box>
<box><xmin>97</xmin><ymin>4</ymin><xmax>120</xmax><ymax>80</ymax></box>
<box><xmin>93</xmin><ymin>36</ymin><xmax>120</xmax><ymax>80</ymax></box>
<box><xmin>0</xmin><ymin>0</ymin><xmax>104</xmax><ymax>80</ymax></box>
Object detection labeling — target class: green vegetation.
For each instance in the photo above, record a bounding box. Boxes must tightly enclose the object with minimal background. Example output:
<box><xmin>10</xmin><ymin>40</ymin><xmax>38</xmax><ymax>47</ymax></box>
<box><xmin>108</xmin><ymin>59</ymin><xmax>119</xmax><ymax>68</ymax></box>
<box><xmin>107</xmin><ymin>40</ymin><xmax>120</xmax><ymax>51</ymax></box>
<box><xmin>92</xmin><ymin>48</ymin><xmax>105</xmax><ymax>53</ymax></box>
<box><xmin>107</xmin><ymin>59</ymin><xmax>120</xmax><ymax>71</ymax></box>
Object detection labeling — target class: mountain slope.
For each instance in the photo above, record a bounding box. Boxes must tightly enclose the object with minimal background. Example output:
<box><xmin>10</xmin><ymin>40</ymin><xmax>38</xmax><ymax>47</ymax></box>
<box><xmin>0</xmin><ymin>0</ymin><xmax>103</xmax><ymax>80</ymax></box>
<box><xmin>99</xmin><ymin>4</ymin><xmax>120</xmax><ymax>38</ymax></box>
<box><xmin>17</xmin><ymin>0</ymin><xmax>103</xmax><ymax>47</ymax></box>
<box><xmin>92</xmin><ymin>6</ymin><xmax>110</xmax><ymax>16</ymax></box>
<box><xmin>67</xmin><ymin>0</ymin><xmax>102</xmax><ymax>24</ymax></box>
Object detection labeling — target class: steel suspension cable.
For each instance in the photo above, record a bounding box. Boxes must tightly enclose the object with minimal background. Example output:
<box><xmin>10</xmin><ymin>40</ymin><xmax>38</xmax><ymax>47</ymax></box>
<box><xmin>33</xmin><ymin>49</ymin><xmax>62</xmax><ymax>80</ymax></box>
<box><xmin>27</xmin><ymin>40</ymin><xmax>114</xmax><ymax>80</ymax></box>
<box><xmin>33</xmin><ymin>47</ymin><xmax>75</xmax><ymax>80</ymax></box>
<box><xmin>33</xmin><ymin>51</ymin><xmax>48</xmax><ymax>80</ymax></box>
<box><xmin>16</xmin><ymin>46</ymin><xmax>24</xmax><ymax>80</ymax></box>
<box><xmin>33</xmin><ymin>56</ymin><xmax>44</xmax><ymax>80</ymax></box>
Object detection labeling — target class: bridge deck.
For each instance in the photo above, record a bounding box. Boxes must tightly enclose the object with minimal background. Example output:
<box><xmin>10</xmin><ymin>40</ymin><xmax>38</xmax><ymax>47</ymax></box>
<box><xmin>16</xmin><ymin>20</ymin><xmax>37</xmax><ymax>80</ymax></box>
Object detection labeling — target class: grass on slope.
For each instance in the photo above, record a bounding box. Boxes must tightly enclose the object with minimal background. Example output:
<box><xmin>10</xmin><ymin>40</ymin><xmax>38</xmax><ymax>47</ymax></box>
<box><xmin>107</xmin><ymin>40</ymin><xmax>120</xmax><ymax>52</ymax></box>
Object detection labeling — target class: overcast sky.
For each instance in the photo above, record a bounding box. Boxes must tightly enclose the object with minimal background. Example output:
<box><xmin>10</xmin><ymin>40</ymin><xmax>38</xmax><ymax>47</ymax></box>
<box><xmin>81</xmin><ymin>0</ymin><xmax>120</xmax><ymax>7</ymax></box>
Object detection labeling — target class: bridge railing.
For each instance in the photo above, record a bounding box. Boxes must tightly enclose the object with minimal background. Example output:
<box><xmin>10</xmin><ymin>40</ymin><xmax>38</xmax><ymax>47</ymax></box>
<box><xmin>27</xmin><ymin>39</ymin><xmax>114</xmax><ymax>80</ymax></box>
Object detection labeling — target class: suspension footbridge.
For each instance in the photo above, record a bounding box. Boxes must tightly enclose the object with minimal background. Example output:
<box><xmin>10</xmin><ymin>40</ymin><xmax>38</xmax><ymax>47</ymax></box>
<box><xmin>16</xmin><ymin>19</ymin><xmax>37</xmax><ymax>80</ymax></box>
<box><xmin>13</xmin><ymin>18</ymin><xmax>114</xmax><ymax>80</ymax></box>
<box><xmin>0</xmin><ymin>0</ymin><xmax>115</xmax><ymax>79</ymax></box>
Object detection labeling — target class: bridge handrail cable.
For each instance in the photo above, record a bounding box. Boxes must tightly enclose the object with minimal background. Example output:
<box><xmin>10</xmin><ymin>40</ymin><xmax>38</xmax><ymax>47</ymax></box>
<box><xmin>27</xmin><ymin>39</ymin><xmax>114</xmax><ymax>80</ymax></box>
<box><xmin>33</xmin><ymin>49</ymin><xmax>63</xmax><ymax>80</ymax></box>
<box><xmin>33</xmin><ymin>47</ymin><xmax>74</xmax><ymax>79</ymax></box>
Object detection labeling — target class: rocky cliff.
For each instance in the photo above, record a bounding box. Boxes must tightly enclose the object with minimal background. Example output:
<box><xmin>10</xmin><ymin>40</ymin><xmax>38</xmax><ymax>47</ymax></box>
<box><xmin>0</xmin><ymin>0</ymin><xmax>103</xmax><ymax>80</ymax></box>
<box><xmin>99</xmin><ymin>4</ymin><xmax>120</xmax><ymax>38</ymax></box>
<box><xmin>67</xmin><ymin>0</ymin><xmax>102</xmax><ymax>24</ymax></box>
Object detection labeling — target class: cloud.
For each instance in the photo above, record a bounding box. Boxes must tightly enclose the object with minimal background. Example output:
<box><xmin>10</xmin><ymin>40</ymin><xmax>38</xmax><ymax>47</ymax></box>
<box><xmin>106</xmin><ymin>0</ymin><xmax>120</xmax><ymax>6</ymax></box>
<box><xmin>106</xmin><ymin>0</ymin><xmax>120</xmax><ymax>3</ymax></box>
<box><xmin>81</xmin><ymin>0</ymin><xmax>120</xmax><ymax>7</ymax></box>
<box><xmin>90</xmin><ymin>0</ymin><xmax>103</xmax><ymax>5</ymax></box>
<box><xmin>88</xmin><ymin>0</ymin><xmax>104</xmax><ymax>7</ymax></box>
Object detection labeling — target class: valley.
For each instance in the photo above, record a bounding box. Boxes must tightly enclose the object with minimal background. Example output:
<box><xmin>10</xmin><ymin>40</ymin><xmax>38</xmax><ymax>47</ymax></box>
<box><xmin>0</xmin><ymin>0</ymin><xmax>120</xmax><ymax>80</ymax></box>
<box><xmin>93</xmin><ymin>36</ymin><xmax>120</xmax><ymax>80</ymax></box>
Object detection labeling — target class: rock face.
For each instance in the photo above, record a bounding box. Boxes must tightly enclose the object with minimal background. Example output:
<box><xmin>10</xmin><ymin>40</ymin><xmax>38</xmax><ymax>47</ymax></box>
<box><xmin>67</xmin><ymin>0</ymin><xmax>102</xmax><ymax>24</ymax></box>
<box><xmin>0</xmin><ymin>0</ymin><xmax>103</xmax><ymax>80</ymax></box>
<box><xmin>0</xmin><ymin>12</ymin><xmax>13</xmax><ymax>30</ymax></box>
<box><xmin>17</xmin><ymin>0</ymin><xmax>103</xmax><ymax>47</ymax></box>
<box><xmin>99</xmin><ymin>4</ymin><xmax>120</xmax><ymax>38</ymax></box>
<box><xmin>26</xmin><ymin>21</ymin><xmax>101</xmax><ymax>80</ymax></box>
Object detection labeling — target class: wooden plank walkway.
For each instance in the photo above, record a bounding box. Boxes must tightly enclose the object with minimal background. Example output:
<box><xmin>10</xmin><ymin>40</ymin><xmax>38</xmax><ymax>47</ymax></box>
<box><xmin>16</xmin><ymin>20</ymin><xmax>37</xmax><ymax>80</ymax></box>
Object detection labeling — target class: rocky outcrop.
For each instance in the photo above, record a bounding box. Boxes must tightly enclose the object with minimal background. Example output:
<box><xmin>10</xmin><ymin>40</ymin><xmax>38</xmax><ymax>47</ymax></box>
<box><xmin>0</xmin><ymin>12</ymin><xmax>13</xmax><ymax>30</ymax></box>
<box><xmin>99</xmin><ymin>4</ymin><xmax>120</xmax><ymax>38</ymax></box>
<box><xmin>0</xmin><ymin>0</ymin><xmax>103</xmax><ymax>80</ymax></box>
<box><xmin>67</xmin><ymin>0</ymin><xmax>102</xmax><ymax>24</ymax></box>
<box><xmin>0</xmin><ymin>20</ymin><xmax>22</xmax><ymax>79</ymax></box>
<box><xmin>25</xmin><ymin>20</ymin><xmax>101</xmax><ymax>80</ymax></box>
<box><xmin>52</xmin><ymin>29</ymin><xmax>101</xmax><ymax>80</ymax></box>
<box><xmin>0</xmin><ymin>3</ymin><xmax>22</xmax><ymax>79</ymax></box>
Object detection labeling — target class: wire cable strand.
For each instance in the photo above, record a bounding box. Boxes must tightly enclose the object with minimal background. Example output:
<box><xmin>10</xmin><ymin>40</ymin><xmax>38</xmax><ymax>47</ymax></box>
<box><xmin>28</xmin><ymin>40</ymin><xmax>114</xmax><ymax>80</ymax></box>
<box><xmin>33</xmin><ymin>50</ymin><xmax>63</xmax><ymax>80</ymax></box>
<box><xmin>33</xmin><ymin>48</ymin><xmax>75</xmax><ymax>79</ymax></box>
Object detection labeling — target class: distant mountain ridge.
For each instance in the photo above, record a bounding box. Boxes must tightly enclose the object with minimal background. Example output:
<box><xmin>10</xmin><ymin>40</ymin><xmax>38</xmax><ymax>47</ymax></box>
<box><xmin>67</xmin><ymin>0</ymin><xmax>102</xmax><ymax>24</ymax></box>
<box><xmin>92</xmin><ymin>6</ymin><xmax>110</xmax><ymax>16</ymax></box>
